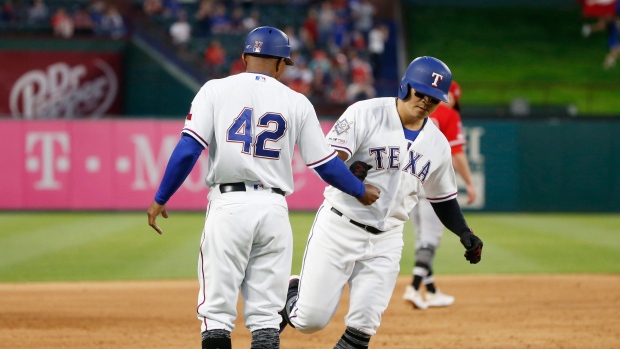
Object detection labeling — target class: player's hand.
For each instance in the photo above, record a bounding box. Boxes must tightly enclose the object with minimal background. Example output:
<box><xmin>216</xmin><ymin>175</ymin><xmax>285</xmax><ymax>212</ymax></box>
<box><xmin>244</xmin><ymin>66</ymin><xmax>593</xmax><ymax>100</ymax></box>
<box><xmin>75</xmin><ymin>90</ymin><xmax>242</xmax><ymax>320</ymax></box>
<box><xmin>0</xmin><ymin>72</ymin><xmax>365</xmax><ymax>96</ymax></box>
<box><xmin>459</xmin><ymin>229</ymin><xmax>483</xmax><ymax>264</ymax></box>
<box><xmin>357</xmin><ymin>184</ymin><xmax>380</xmax><ymax>206</ymax></box>
<box><xmin>465</xmin><ymin>183</ymin><xmax>477</xmax><ymax>205</ymax></box>
<box><xmin>147</xmin><ymin>200</ymin><xmax>169</xmax><ymax>235</ymax></box>
<box><xmin>349</xmin><ymin>161</ymin><xmax>372</xmax><ymax>181</ymax></box>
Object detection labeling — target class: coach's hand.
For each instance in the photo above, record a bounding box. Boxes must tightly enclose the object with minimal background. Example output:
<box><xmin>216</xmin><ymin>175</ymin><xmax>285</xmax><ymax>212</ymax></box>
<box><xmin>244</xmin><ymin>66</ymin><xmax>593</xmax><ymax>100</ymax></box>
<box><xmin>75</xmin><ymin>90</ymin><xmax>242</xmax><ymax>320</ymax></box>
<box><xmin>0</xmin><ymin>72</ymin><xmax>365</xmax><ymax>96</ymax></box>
<box><xmin>147</xmin><ymin>201</ymin><xmax>169</xmax><ymax>235</ymax></box>
<box><xmin>357</xmin><ymin>184</ymin><xmax>380</xmax><ymax>206</ymax></box>
<box><xmin>459</xmin><ymin>229</ymin><xmax>483</xmax><ymax>264</ymax></box>
<box><xmin>349</xmin><ymin>161</ymin><xmax>373</xmax><ymax>181</ymax></box>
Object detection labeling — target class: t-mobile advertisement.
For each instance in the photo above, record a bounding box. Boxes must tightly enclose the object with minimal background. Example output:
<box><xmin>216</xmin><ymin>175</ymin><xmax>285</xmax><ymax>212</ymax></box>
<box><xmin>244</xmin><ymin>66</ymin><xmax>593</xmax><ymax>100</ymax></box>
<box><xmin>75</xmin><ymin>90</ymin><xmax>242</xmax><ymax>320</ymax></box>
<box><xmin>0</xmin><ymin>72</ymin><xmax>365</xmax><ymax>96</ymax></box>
<box><xmin>0</xmin><ymin>51</ymin><xmax>123</xmax><ymax>118</ymax></box>
<box><xmin>0</xmin><ymin>119</ymin><xmax>332</xmax><ymax>210</ymax></box>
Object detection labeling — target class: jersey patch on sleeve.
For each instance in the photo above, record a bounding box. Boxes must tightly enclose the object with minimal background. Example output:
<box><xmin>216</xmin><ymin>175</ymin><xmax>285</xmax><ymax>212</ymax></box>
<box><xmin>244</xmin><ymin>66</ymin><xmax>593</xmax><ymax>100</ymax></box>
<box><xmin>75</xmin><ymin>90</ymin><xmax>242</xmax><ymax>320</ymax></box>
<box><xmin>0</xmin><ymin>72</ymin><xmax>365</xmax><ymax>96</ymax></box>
<box><xmin>333</xmin><ymin>118</ymin><xmax>354</xmax><ymax>135</ymax></box>
<box><xmin>186</xmin><ymin>113</ymin><xmax>192</xmax><ymax>120</ymax></box>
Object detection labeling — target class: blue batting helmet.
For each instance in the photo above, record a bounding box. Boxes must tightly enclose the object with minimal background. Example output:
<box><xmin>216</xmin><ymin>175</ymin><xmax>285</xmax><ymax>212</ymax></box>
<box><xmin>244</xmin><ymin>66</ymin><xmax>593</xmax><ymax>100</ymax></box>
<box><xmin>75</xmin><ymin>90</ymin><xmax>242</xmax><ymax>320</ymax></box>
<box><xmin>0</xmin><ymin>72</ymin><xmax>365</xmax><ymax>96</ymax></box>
<box><xmin>244</xmin><ymin>26</ymin><xmax>294</xmax><ymax>66</ymax></box>
<box><xmin>398</xmin><ymin>56</ymin><xmax>452</xmax><ymax>103</ymax></box>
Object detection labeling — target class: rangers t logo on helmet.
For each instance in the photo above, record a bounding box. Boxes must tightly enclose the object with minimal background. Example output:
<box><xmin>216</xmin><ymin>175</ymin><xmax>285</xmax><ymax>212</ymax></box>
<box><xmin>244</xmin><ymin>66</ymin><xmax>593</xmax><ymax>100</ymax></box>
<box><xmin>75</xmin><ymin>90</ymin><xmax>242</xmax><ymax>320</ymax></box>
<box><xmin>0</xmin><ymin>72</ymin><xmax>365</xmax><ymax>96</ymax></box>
<box><xmin>431</xmin><ymin>73</ymin><xmax>443</xmax><ymax>88</ymax></box>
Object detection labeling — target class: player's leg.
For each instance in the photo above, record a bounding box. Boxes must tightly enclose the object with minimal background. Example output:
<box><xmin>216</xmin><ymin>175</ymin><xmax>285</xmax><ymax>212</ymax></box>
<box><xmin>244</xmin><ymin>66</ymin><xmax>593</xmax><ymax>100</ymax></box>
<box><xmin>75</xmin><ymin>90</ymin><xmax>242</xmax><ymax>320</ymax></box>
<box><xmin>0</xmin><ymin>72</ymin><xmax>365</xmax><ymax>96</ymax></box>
<box><xmin>241</xmin><ymin>193</ymin><xmax>293</xmax><ymax>349</ymax></box>
<box><xmin>416</xmin><ymin>198</ymin><xmax>455</xmax><ymax>307</ymax></box>
<box><xmin>197</xmin><ymin>193</ymin><xmax>255</xmax><ymax>348</ymax></box>
<box><xmin>288</xmin><ymin>205</ymin><xmax>362</xmax><ymax>333</ymax></box>
<box><xmin>405</xmin><ymin>197</ymin><xmax>445</xmax><ymax>308</ymax></box>
<box><xmin>339</xmin><ymin>230</ymin><xmax>403</xmax><ymax>348</ymax></box>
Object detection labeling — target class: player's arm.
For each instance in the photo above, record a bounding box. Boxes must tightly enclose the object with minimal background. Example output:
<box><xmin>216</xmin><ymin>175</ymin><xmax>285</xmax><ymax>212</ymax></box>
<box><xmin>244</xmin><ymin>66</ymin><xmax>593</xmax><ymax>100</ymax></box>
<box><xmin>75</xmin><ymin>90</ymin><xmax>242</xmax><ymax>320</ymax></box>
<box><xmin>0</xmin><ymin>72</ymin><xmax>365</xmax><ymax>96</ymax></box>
<box><xmin>313</xmin><ymin>155</ymin><xmax>380</xmax><ymax>206</ymax></box>
<box><xmin>429</xmin><ymin>199</ymin><xmax>482</xmax><ymax>264</ymax></box>
<box><xmin>147</xmin><ymin>134</ymin><xmax>205</xmax><ymax>234</ymax></box>
<box><xmin>452</xmin><ymin>152</ymin><xmax>476</xmax><ymax>204</ymax></box>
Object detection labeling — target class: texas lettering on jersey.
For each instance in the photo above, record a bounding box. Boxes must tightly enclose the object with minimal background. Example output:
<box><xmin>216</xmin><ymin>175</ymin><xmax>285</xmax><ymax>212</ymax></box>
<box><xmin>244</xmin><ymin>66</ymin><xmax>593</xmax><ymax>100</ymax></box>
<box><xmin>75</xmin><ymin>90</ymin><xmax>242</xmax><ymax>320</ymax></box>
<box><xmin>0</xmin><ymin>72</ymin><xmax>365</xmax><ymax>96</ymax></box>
<box><xmin>368</xmin><ymin>147</ymin><xmax>432</xmax><ymax>184</ymax></box>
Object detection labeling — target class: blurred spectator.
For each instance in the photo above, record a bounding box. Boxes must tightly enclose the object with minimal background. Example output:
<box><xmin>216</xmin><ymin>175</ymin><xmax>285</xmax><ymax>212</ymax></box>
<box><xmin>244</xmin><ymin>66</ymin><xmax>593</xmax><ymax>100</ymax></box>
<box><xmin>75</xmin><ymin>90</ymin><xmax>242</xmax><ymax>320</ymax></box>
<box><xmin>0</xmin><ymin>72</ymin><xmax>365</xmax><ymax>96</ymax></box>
<box><xmin>51</xmin><ymin>7</ymin><xmax>74</xmax><ymax>38</ymax></box>
<box><xmin>346</xmin><ymin>78</ymin><xmax>376</xmax><ymax>102</ymax></box>
<box><xmin>27</xmin><ymin>0</ymin><xmax>48</xmax><ymax>23</ymax></box>
<box><xmin>194</xmin><ymin>0</ymin><xmax>213</xmax><ymax>37</ymax></box>
<box><xmin>298</xmin><ymin>26</ymin><xmax>315</xmax><ymax>52</ymax></box>
<box><xmin>311</xmin><ymin>65</ymin><xmax>328</xmax><ymax>101</ymax></box>
<box><xmin>317</xmin><ymin>1</ymin><xmax>335</xmax><ymax>47</ymax></box>
<box><xmin>161</xmin><ymin>0</ymin><xmax>180</xmax><ymax>18</ymax></box>
<box><xmin>347</xmin><ymin>51</ymin><xmax>375</xmax><ymax>101</ymax></box>
<box><xmin>205</xmin><ymin>39</ymin><xmax>226</xmax><ymax>77</ymax></box>
<box><xmin>229</xmin><ymin>6</ymin><xmax>245</xmax><ymax>33</ymax></box>
<box><xmin>89</xmin><ymin>0</ymin><xmax>106</xmax><ymax>34</ymax></box>
<box><xmin>308</xmin><ymin>50</ymin><xmax>331</xmax><ymax>76</ymax></box>
<box><xmin>229</xmin><ymin>56</ymin><xmax>245</xmax><ymax>75</ymax></box>
<box><xmin>328</xmin><ymin>78</ymin><xmax>348</xmax><ymax>104</ymax></box>
<box><xmin>73</xmin><ymin>6</ymin><xmax>95</xmax><ymax>35</ymax></box>
<box><xmin>351</xmin><ymin>0</ymin><xmax>374</xmax><ymax>36</ymax></box>
<box><xmin>242</xmin><ymin>9</ymin><xmax>259</xmax><ymax>31</ymax></box>
<box><xmin>350</xmin><ymin>30</ymin><xmax>366</xmax><ymax>51</ymax></box>
<box><xmin>302</xmin><ymin>7</ymin><xmax>318</xmax><ymax>46</ymax></box>
<box><xmin>1</xmin><ymin>0</ymin><xmax>17</xmax><ymax>23</ymax></box>
<box><xmin>210</xmin><ymin>2</ymin><xmax>230</xmax><ymax>34</ymax></box>
<box><xmin>368</xmin><ymin>24</ymin><xmax>388</xmax><ymax>79</ymax></box>
<box><xmin>330</xmin><ymin>13</ymin><xmax>349</xmax><ymax>52</ymax></box>
<box><xmin>143</xmin><ymin>0</ymin><xmax>163</xmax><ymax>16</ymax></box>
<box><xmin>170</xmin><ymin>10</ymin><xmax>191</xmax><ymax>46</ymax></box>
<box><xmin>284</xmin><ymin>26</ymin><xmax>303</xmax><ymax>52</ymax></box>
<box><xmin>100</xmin><ymin>5</ymin><xmax>126</xmax><ymax>39</ymax></box>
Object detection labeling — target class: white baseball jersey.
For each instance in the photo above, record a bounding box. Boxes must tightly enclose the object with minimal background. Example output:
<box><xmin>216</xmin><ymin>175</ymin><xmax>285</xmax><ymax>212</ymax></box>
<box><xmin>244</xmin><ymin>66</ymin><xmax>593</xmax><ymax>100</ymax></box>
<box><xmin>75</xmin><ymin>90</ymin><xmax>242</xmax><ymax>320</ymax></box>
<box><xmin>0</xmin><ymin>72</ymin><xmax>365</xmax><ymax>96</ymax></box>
<box><xmin>290</xmin><ymin>97</ymin><xmax>458</xmax><ymax>335</ymax></box>
<box><xmin>182</xmin><ymin>72</ymin><xmax>336</xmax><ymax>195</ymax></box>
<box><xmin>324</xmin><ymin>97</ymin><xmax>458</xmax><ymax>231</ymax></box>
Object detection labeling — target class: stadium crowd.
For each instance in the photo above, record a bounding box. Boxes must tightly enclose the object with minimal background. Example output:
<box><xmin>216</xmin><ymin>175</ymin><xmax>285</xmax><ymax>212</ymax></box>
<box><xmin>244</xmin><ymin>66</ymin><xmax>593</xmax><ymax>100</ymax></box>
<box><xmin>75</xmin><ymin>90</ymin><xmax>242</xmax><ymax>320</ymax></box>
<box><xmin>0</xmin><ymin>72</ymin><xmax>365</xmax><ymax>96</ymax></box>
<box><xmin>143</xmin><ymin>0</ymin><xmax>390</xmax><ymax>105</ymax></box>
<box><xmin>0</xmin><ymin>0</ymin><xmax>126</xmax><ymax>39</ymax></box>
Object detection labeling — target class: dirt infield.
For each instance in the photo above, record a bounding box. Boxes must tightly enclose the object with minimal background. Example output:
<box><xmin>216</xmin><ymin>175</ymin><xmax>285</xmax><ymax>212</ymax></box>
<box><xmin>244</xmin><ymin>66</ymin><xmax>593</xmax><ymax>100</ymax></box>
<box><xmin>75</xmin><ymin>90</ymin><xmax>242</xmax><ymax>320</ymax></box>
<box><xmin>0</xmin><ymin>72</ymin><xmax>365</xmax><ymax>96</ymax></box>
<box><xmin>1</xmin><ymin>275</ymin><xmax>618</xmax><ymax>349</ymax></box>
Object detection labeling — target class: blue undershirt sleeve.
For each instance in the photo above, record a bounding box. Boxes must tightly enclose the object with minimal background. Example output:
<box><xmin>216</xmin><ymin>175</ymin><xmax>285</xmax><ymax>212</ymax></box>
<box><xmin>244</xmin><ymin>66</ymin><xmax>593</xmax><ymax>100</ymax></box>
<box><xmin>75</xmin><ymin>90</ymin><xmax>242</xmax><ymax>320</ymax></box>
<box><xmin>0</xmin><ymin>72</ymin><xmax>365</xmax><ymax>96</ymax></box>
<box><xmin>314</xmin><ymin>156</ymin><xmax>366</xmax><ymax>198</ymax></box>
<box><xmin>154</xmin><ymin>134</ymin><xmax>204</xmax><ymax>205</ymax></box>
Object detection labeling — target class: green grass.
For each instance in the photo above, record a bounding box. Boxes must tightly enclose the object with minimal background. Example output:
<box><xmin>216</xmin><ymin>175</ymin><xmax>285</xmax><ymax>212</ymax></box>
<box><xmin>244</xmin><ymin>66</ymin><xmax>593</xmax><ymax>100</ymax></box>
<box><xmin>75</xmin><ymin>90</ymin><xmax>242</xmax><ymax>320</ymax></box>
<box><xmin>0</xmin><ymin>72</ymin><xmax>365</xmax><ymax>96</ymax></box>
<box><xmin>405</xmin><ymin>5</ymin><xmax>620</xmax><ymax>115</ymax></box>
<box><xmin>0</xmin><ymin>211</ymin><xmax>618</xmax><ymax>282</ymax></box>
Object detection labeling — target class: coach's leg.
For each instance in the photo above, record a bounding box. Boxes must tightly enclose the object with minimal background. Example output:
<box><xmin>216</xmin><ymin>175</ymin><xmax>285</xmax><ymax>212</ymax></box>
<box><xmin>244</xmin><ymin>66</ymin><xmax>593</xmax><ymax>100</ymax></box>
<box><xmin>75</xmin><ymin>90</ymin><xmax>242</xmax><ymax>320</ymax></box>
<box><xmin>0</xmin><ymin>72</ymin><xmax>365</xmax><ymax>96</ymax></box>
<box><xmin>250</xmin><ymin>328</ymin><xmax>280</xmax><ymax>349</ymax></box>
<box><xmin>201</xmin><ymin>329</ymin><xmax>231</xmax><ymax>349</ymax></box>
<box><xmin>242</xmin><ymin>194</ymin><xmax>292</xmax><ymax>348</ymax></box>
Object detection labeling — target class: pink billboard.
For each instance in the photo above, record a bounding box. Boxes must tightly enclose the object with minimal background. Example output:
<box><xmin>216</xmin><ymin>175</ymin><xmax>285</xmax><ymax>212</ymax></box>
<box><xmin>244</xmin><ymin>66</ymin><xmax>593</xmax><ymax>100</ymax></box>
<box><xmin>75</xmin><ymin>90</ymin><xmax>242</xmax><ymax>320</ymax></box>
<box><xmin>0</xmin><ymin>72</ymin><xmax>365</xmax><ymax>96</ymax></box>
<box><xmin>0</xmin><ymin>119</ymin><xmax>335</xmax><ymax>211</ymax></box>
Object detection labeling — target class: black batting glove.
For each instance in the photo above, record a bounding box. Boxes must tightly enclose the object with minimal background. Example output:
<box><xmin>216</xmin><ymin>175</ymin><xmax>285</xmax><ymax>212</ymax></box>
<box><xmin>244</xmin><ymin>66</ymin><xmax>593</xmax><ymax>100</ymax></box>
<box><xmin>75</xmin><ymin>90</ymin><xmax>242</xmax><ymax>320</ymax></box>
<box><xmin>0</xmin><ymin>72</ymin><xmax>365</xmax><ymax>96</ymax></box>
<box><xmin>349</xmin><ymin>161</ymin><xmax>373</xmax><ymax>181</ymax></box>
<box><xmin>459</xmin><ymin>229</ymin><xmax>483</xmax><ymax>264</ymax></box>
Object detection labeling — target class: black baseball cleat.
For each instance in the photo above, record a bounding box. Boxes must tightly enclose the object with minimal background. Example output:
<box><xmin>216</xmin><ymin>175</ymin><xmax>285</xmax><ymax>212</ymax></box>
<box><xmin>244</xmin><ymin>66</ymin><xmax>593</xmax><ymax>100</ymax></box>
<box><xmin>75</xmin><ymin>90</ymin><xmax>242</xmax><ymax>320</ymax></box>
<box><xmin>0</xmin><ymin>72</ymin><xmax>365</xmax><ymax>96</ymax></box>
<box><xmin>278</xmin><ymin>275</ymin><xmax>300</xmax><ymax>333</ymax></box>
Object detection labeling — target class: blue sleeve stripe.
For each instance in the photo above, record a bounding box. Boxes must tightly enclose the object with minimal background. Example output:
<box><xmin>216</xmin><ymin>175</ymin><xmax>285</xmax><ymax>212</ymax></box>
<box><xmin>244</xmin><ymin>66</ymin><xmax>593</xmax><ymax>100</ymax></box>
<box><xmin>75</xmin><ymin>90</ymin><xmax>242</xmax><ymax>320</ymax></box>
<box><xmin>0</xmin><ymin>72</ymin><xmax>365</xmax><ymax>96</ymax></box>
<box><xmin>182</xmin><ymin>128</ymin><xmax>208</xmax><ymax>148</ymax></box>
<box><xmin>314</xmin><ymin>156</ymin><xmax>365</xmax><ymax>198</ymax></box>
<box><xmin>307</xmin><ymin>150</ymin><xmax>337</xmax><ymax>168</ymax></box>
<box><xmin>154</xmin><ymin>135</ymin><xmax>204</xmax><ymax>204</ymax></box>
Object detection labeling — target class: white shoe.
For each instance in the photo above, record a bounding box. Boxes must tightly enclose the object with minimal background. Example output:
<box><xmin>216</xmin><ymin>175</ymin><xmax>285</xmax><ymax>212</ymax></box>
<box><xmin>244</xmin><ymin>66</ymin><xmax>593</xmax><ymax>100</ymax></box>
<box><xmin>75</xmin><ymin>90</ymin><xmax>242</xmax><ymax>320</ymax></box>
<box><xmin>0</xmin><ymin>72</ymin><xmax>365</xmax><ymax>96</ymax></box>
<box><xmin>582</xmin><ymin>24</ymin><xmax>591</xmax><ymax>38</ymax></box>
<box><xmin>425</xmin><ymin>289</ymin><xmax>455</xmax><ymax>307</ymax></box>
<box><xmin>603</xmin><ymin>55</ymin><xmax>617</xmax><ymax>70</ymax></box>
<box><xmin>402</xmin><ymin>285</ymin><xmax>428</xmax><ymax>310</ymax></box>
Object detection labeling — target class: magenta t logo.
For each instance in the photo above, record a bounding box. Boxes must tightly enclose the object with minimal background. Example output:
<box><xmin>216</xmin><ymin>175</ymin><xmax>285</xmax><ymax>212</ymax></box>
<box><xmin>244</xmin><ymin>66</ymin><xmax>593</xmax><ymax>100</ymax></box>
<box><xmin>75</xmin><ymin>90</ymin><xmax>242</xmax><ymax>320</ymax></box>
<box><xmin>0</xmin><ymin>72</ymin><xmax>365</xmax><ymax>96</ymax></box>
<box><xmin>25</xmin><ymin>132</ymin><xmax>70</xmax><ymax>190</ymax></box>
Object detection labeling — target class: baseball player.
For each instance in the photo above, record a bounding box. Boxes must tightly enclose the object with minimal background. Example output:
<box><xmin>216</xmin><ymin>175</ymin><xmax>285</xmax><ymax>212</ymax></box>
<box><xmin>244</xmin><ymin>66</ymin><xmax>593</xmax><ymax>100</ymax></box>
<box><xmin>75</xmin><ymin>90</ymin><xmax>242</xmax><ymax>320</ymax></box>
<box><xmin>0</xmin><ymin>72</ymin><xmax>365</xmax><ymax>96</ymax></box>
<box><xmin>146</xmin><ymin>26</ymin><xmax>380</xmax><ymax>349</ymax></box>
<box><xmin>402</xmin><ymin>81</ymin><xmax>477</xmax><ymax>310</ymax></box>
<box><xmin>279</xmin><ymin>56</ymin><xmax>484</xmax><ymax>348</ymax></box>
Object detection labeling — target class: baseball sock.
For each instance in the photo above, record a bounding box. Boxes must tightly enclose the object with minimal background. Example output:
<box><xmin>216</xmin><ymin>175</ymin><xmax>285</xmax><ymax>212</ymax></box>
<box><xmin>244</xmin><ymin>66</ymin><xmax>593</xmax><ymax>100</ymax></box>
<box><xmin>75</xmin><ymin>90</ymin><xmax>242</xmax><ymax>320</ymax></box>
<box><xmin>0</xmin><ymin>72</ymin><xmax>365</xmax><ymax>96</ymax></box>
<box><xmin>251</xmin><ymin>328</ymin><xmax>280</xmax><ymax>349</ymax></box>
<box><xmin>334</xmin><ymin>327</ymin><xmax>371</xmax><ymax>349</ymax></box>
<box><xmin>424</xmin><ymin>271</ymin><xmax>437</xmax><ymax>293</ymax></box>
<box><xmin>201</xmin><ymin>329</ymin><xmax>231</xmax><ymax>349</ymax></box>
<box><xmin>412</xmin><ymin>263</ymin><xmax>430</xmax><ymax>290</ymax></box>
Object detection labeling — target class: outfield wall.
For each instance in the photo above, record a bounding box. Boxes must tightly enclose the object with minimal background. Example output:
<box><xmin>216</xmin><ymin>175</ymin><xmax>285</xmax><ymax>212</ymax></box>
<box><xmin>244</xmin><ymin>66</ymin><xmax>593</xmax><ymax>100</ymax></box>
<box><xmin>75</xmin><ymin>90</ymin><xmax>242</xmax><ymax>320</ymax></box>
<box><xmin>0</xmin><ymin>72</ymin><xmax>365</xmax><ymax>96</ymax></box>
<box><xmin>1</xmin><ymin>119</ymin><xmax>618</xmax><ymax>212</ymax></box>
